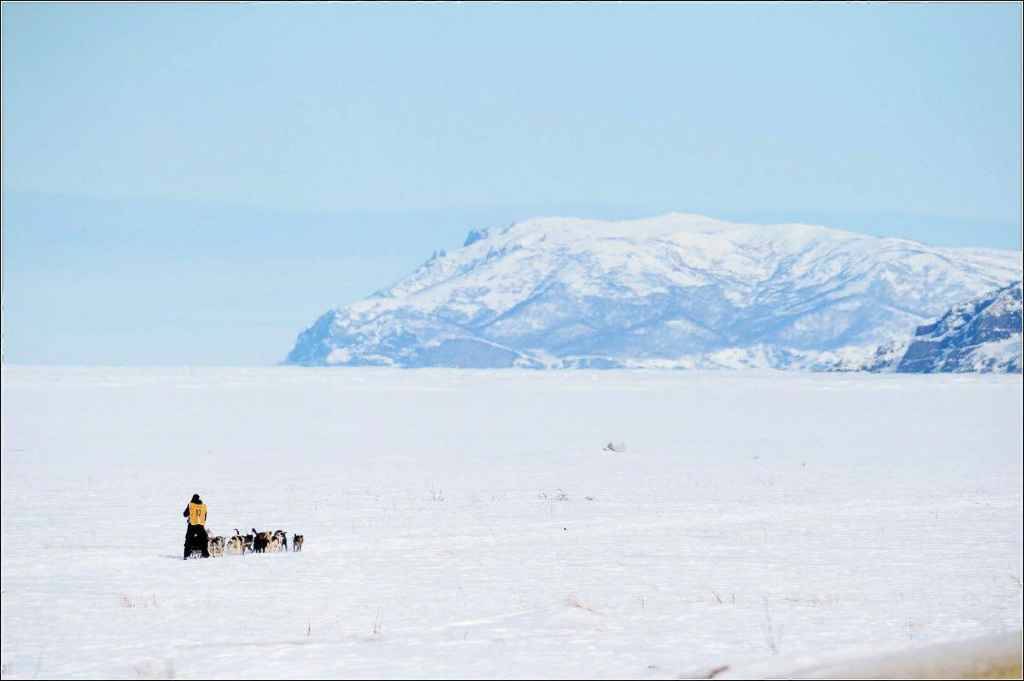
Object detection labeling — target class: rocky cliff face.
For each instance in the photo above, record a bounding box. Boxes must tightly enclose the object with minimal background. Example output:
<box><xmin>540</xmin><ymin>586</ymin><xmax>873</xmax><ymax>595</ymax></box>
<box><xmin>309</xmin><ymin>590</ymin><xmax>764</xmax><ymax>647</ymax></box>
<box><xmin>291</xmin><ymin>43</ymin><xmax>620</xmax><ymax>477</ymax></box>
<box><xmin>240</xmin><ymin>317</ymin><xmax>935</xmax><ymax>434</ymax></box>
<box><xmin>893</xmin><ymin>281</ymin><xmax>1022</xmax><ymax>373</ymax></box>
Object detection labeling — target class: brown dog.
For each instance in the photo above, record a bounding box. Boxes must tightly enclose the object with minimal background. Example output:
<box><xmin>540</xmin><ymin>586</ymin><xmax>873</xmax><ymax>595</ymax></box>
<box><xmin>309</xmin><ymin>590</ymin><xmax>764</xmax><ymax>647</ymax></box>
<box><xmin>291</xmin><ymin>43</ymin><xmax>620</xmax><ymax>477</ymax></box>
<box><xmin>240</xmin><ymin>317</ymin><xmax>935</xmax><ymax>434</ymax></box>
<box><xmin>251</xmin><ymin>529</ymin><xmax>272</xmax><ymax>553</ymax></box>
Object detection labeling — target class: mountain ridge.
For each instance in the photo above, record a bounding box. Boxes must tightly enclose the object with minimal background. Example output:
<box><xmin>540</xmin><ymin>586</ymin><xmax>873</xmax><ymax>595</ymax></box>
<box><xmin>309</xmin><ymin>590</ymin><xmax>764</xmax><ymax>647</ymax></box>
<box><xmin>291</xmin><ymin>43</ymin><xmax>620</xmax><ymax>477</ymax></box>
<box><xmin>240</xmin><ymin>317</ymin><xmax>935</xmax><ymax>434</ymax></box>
<box><xmin>285</xmin><ymin>213</ymin><xmax>1022</xmax><ymax>369</ymax></box>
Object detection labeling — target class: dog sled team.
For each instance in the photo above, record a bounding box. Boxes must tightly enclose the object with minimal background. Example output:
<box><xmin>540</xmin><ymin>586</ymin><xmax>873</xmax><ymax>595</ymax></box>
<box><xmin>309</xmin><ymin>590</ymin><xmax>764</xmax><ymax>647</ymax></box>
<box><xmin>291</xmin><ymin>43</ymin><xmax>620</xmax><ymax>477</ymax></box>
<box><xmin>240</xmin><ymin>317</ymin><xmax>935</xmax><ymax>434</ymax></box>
<box><xmin>207</xmin><ymin>528</ymin><xmax>302</xmax><ymax>557</ymax></box>
<box><xmin>183</xmin><ymin>493</ymin><xmax>303</xmax><ymax>560</ymax></box>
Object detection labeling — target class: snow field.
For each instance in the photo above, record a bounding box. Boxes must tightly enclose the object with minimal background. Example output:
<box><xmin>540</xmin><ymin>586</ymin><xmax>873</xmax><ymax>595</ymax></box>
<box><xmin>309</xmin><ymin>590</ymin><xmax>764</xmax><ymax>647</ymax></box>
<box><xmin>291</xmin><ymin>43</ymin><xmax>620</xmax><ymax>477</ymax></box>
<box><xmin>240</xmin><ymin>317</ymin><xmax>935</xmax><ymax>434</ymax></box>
<box><xmin>1</xmin><ymin>367</ymin><xmax>1021</xmax><ymax>678</ymax></box>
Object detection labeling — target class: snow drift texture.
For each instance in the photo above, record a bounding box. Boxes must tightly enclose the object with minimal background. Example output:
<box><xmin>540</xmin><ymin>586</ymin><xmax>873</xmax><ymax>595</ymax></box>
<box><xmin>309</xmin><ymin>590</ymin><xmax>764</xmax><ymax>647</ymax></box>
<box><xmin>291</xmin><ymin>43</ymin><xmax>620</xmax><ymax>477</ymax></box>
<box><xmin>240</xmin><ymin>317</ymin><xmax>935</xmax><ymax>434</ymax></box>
<box><xmin>285</xmin><ymin>213</ymin><xmax>1022</xmax><ymax>370</ymax></box>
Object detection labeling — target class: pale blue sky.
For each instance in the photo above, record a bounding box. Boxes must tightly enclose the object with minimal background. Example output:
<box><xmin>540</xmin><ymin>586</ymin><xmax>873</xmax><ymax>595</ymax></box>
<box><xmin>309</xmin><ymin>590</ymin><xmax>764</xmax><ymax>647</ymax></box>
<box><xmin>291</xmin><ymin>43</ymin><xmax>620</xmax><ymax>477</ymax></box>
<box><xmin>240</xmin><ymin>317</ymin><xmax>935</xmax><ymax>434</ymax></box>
<box><xmin>2</xmin><ymin>2</ymin><xmax>1022</xmax><ymax>365</ymax></box>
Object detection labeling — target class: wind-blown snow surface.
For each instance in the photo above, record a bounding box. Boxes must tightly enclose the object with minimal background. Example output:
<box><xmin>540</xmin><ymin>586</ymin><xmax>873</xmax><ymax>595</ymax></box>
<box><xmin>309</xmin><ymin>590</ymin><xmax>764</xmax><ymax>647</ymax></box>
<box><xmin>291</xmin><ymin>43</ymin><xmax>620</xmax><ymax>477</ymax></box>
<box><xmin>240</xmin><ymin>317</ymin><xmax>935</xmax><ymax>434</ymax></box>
<box><xmin>2</xmin><ymin>367</ymin><xmax>1022</xmax><ymax>679</ymax></box>
<box><xmin>286</xmin><ymin>213</ymin><xmax>1023</xmax><ymax>369</ymax></box>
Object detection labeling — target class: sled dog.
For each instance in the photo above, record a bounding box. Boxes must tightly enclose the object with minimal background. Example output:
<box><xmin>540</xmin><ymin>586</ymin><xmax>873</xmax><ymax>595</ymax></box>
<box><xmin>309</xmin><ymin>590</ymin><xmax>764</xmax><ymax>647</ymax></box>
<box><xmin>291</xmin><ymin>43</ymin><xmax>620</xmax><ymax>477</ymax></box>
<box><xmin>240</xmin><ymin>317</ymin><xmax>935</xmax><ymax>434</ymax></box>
<box><xmin>251</xmin><ymin>529</ymin><xmax>272</xmax><ymax>553</ymax></box>
<box><xmin>208</xmin><ymin>535</ymin><xmax>226</xmax><ymax>558</ymax></box>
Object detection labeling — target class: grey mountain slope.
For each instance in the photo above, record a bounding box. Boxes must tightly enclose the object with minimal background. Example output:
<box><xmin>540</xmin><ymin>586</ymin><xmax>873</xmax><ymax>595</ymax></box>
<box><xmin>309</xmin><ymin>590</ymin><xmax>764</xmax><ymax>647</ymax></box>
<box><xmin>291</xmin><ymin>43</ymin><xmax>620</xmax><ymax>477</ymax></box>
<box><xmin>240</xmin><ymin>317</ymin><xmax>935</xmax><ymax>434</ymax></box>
<box><xmin>895</xmin><ymin>281</ymin><xmax>1022</xmax><ymax>373</ymax></box>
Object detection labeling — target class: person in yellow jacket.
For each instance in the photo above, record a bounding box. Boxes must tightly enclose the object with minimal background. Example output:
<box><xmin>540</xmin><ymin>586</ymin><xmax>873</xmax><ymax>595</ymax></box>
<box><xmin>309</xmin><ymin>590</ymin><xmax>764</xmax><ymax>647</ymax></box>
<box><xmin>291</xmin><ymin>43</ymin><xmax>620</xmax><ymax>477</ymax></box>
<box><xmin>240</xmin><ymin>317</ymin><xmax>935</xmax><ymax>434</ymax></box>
<box><xmin>183</xmin><ymin>493</ymin><xmax>210</xmax><ymax>559</ymax></box>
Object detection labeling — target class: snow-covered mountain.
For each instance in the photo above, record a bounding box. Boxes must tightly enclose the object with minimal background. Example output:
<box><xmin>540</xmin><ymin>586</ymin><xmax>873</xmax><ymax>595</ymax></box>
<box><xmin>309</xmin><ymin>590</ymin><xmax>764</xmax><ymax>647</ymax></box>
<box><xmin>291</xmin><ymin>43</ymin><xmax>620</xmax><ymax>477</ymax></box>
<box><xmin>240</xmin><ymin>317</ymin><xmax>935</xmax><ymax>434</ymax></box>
<box><xmin>285</xmin><ymin>213</ymin><xmax>1022</xmax><ymax>369</ymax></box>
<box><xmin>888</xmin><ymin>281</ymin><xmax>1021</xmax><ymax>373</ymax></box>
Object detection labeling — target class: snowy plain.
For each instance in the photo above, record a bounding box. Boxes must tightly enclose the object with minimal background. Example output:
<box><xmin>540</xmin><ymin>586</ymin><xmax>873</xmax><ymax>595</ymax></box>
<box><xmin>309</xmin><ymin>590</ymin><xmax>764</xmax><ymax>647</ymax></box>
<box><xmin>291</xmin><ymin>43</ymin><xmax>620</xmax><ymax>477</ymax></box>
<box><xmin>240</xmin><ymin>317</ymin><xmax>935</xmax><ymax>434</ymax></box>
<box><xmin>1</xmin><ymin>366</ymin><xmax>1021</xmax><ymax>679</ymax></box>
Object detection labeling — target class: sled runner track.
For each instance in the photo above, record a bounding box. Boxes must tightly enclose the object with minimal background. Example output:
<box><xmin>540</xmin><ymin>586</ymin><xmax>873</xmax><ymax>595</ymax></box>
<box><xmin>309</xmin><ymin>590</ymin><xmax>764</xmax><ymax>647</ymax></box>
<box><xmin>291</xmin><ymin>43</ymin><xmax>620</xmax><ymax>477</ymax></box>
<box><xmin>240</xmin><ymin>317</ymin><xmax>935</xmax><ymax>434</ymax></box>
<box><xmin>174</xmin><ymin>639</ymin><xmax>323</xmax><ymax>651</ymax></box>
<box><xmin>429</xmin><ymin>608</ymin><xmax>544</xmax><ymax>632</ymax></box>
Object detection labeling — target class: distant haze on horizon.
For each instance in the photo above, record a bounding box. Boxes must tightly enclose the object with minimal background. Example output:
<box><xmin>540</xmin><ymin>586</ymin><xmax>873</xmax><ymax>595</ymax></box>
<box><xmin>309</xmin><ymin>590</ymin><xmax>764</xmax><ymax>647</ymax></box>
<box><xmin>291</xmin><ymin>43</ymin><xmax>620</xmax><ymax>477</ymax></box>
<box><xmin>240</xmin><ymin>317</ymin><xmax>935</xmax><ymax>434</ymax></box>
<box><xmin>2</xmin><ymin>3</ymin><xmax>1021</xmax><ymax>366</ymax></box>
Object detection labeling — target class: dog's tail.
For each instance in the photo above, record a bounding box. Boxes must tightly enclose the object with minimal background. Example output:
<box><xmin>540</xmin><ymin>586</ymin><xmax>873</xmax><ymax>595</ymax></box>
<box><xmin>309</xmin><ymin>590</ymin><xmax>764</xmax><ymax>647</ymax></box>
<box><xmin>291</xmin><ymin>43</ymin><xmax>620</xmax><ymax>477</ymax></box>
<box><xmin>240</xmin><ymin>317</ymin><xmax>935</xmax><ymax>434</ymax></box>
<box><xmin>234</xmin><ymin>528</ymin><xmax>240</xmax><ymax>536</ymax></box>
